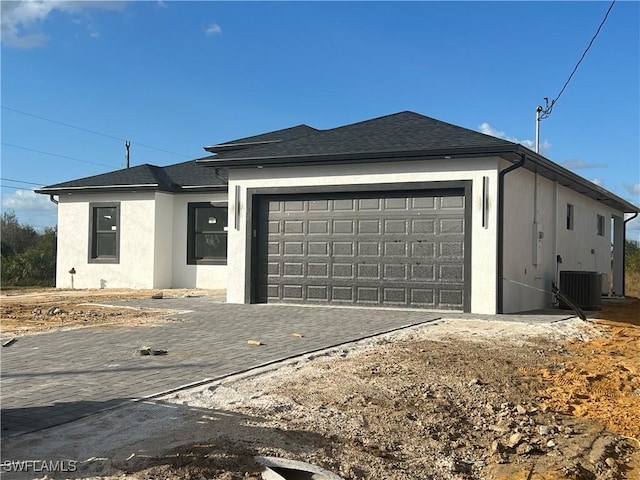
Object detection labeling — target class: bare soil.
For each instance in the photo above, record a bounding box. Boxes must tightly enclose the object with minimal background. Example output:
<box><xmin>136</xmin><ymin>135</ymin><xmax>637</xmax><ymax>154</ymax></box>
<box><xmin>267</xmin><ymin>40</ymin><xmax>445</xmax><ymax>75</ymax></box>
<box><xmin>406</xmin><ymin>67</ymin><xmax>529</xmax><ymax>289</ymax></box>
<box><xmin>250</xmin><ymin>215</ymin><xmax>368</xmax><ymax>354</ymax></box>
<box><xmin>0</xmin><ymin>288</ymin><xmax>223</xmax><ymax>335</ymax></box>
<box><xmin>0</xmin><ymin>290</ymin><xmax>638</xmax><ymax>480</ymax></box>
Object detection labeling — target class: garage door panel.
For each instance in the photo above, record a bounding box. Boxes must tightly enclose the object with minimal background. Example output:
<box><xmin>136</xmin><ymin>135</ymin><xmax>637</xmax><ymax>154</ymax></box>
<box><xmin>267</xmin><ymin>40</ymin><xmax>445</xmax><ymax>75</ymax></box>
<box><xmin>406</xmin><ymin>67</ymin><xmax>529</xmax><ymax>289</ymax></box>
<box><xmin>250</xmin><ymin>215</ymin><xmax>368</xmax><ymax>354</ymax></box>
<box><xmin>358</xmin><ymin>220</ymin><xmax>380</xmax><ymax>234</ymax></box>
<box><xmin>308</xmin><ymin>220</ymin><xmax>329</xmax><ymax>234</ymax></box>
<box><xmin>412</xmin><ymin>219</ymin><xmax>436</xmax><ymax>234</ymax></box>
<box><xmin>283</xmin><ymin>241</ymin><xmax>304</xmax><ymax>255</ymax></box>
<box><xmin>357</xmin><ymin>264</ymin><xmax>380</xmax><ymax>279</ymax></box>
<box><xmin>284</xmin><ymin>220</ymin><xmax>304</xmax><ymax>234</ymax></box>
<box><xmin>358</xmin><ymin>242</ymin><xmax>380</xmax><ymax>256</ymax></box>
<box><xmin>384</xmin><ymin>241</ymin><xmax>409</xmax><ymax>257</ymax></box>
<box><xmin>308</xmin><ymin>285</ymin><xmax>328</xmax><ymax>299</ymax></box>
<box><xmin>307</xmin><ymin>241</ymin><xmax>329</xmax><ymax>255</ymax></box>
<box><xmin>308</xmin><ymin>263</ymin><xmax>329</xmax><ymax>277</ymax></box>
<box><xmin>439</xmin><ymin>218</ymin><xmax>464</xmax><ymax>234</ymax></box>
<box><xmin>256</xmin><ymin>190</ymin><xmax>466</xmax><ymax>310</ymax></box>
<box><xmin>333</xmin><ymin>242</ymin><xmax>354</xmax><ymax>256</ymax></box>
<box><xmin>383</xmin><ymin>264</ymin><xmax>407</xmax><ymax>280</ymax></box>
<box><xmin>383</xmin><ymin>288</ymin><xmax>406</xmax><ymax>304</ymax></box>
<box><xmin>309</xmin><ymin>199</ymin><xmax>330</xmax><ymax>211</ymax></box>
<box><xmin>333</xmin><ymin>220</ymin><xmax>354</xmax><ymax>234</ymax></box>
<box><xmin>332</xmin><ymin>286</ymin><xmax>353</xmax><ymax>301</ymax></box>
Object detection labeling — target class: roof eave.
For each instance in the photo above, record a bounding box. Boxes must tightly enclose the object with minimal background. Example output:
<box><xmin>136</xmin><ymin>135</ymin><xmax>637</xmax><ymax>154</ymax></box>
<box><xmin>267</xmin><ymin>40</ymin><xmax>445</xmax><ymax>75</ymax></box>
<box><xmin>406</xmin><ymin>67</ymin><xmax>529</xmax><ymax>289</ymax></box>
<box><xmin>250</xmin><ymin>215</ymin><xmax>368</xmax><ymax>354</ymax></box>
<box><xmin>35</xmin><ymin>183</ymin><xmax>229</xmax><ymax>195</ymax></box>
<box><xmin>520</xmin><ymin>148</ymin><xmax>639</xmax><ymax>213</ymax></box>
<box><xmin>195</xmin><ymin>144</ymin><xmax>521</xmax><ymax>168</ymax></box>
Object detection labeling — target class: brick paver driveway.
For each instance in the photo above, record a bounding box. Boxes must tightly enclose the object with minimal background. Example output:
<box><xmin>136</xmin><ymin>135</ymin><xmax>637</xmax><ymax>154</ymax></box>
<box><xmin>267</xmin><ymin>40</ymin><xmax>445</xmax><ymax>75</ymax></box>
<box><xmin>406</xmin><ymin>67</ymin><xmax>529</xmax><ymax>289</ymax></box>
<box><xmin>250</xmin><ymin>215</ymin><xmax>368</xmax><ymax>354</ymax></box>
<box><xmin>1</xmin><ymin>296</ymin><xmax>444</xmax><ymax>438</ymax></box>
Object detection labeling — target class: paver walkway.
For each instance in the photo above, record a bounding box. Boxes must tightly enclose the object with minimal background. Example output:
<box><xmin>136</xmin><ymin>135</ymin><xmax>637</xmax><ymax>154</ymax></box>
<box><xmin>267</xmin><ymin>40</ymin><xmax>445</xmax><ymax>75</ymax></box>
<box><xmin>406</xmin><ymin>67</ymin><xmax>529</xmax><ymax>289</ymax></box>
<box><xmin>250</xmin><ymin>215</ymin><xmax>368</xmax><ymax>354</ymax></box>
<box><xmin>1</xmin><ymin>297</ymin><xmax>450</xmax><ymax>438</ymax></box>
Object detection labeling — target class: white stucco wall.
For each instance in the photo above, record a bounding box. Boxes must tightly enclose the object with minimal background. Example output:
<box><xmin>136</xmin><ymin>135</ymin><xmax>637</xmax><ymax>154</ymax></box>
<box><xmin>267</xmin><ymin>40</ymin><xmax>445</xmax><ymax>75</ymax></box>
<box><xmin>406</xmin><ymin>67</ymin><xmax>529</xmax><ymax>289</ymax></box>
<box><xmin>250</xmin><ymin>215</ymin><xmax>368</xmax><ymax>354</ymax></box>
<box><xmin>56</xmin><ymin>192</ymin><xmax>157</xmax><ymax>289</ymax></box>
<box><xmin>171</xmin><ymin>192</ymin><xmax>228</xmax><ymax>289</ymax></box>
<box><xmin>226</xmin><ymin>157</ymin><xmax>501</xmax><ymax>314</ymax></box>
<box><xmin>56</xmin><ymin>191</ymin><xmax>229</xmax><ymax>290</ymax></box>
<box><xmin>153</xmin><ymin>193</ymin><xmax>174</xmax><ymax>288</ymax></box>
<box><xmin>502</xmin><ymin>165</ymin><xmax>623</xmax><ymax>313</ymax></box>
<box><xmin>556</xmin><ymin>185</ymin><xmax>617</xmax><ymax>275</ymax></box>
<box><xmin>502</xmin><ymin>167</ymin><xmax>556</xmax><ymax>312</ymax></box>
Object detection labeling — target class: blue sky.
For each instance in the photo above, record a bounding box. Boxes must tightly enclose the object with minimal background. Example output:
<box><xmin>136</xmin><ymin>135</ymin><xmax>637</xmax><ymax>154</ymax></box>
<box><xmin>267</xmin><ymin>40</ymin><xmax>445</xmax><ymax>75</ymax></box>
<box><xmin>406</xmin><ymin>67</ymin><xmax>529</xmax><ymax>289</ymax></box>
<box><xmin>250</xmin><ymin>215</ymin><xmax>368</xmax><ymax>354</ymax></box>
<box><xmin>1</xmin><ymin>1</ymin><xmax>639</xmax><ymax>238</ymax></box>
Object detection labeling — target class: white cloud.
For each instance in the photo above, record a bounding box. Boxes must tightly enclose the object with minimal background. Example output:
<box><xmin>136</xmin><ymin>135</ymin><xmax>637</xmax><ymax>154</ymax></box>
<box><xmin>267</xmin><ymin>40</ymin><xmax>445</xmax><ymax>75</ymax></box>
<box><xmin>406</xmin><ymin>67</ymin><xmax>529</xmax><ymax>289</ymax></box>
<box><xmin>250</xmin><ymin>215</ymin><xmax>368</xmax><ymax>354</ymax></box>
<box><xmin>561</xmin><ymin>159</ymin><xmax>608</xmax><ymax>170</ymax></box>
<box><xmin>2</xmin><ymin>189</ymin><xmax>55</xmax><ymax>212</ymax></box>
<box><xmin>478</xmin><ymin>122</ymin><xmax>551</xmax><ymax>154</ymax></box>
<box><xmin>590</xmin><ymin>178</ymin><xmax>604</xmax><ymax>187</ymax></box>
<box><xmin>206</xmin><ymin>22</ymin><xmax>222</xmax><ymax>36</ymax></box>
<box><xmin>1</xmin><ymin>1</ymin><xmax>126</xmax><ymax>48</ymax></box>
<box><xmin>623</xmin><ymin>183</ymin><xmax>640</xmax><ymax>196</ymax></box>
<box><xmin>1</xmin><ymin>189</ymin><xmax>57</xmax><ymax>229</ymax></box>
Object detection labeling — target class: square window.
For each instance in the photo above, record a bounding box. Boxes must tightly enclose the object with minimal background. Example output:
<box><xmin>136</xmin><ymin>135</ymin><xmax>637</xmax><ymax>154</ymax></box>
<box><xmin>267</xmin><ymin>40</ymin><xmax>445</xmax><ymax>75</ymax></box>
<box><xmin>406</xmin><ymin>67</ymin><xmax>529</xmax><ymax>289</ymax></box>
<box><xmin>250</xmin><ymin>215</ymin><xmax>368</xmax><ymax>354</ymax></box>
<box><xmin>89</xmin><ymin>203</ymin><xmax>120</xmax><ymax>263</ymax></box>
<box><xmin>566</xmin><ymin>204</ymin><xmax>574</xmax><ymax>230</ymax></box>
<box><xmin>187</xmin><ymin>203</ymin><xmax>228</xmax><ymax>264</ymax></box>
<box><xmin>596</xmin><ymin>214</ymin><xmax>605</xmax><ymax>236</ymax></box>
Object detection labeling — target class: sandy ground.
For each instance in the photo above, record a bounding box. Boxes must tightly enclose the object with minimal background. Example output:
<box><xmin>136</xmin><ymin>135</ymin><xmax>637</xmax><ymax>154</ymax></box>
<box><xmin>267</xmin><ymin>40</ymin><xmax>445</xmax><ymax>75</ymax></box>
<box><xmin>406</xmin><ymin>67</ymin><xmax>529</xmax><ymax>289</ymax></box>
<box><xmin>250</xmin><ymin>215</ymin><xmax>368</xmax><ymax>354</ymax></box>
<box><xmin>0</xmin><ymin>288</ymin><xmax>224</xmax><ymax>336</ymax></box>
<box><xmin>0</xmin><ymin>289</ymin><xmax>638</xmax><ymax>480</ymax></box>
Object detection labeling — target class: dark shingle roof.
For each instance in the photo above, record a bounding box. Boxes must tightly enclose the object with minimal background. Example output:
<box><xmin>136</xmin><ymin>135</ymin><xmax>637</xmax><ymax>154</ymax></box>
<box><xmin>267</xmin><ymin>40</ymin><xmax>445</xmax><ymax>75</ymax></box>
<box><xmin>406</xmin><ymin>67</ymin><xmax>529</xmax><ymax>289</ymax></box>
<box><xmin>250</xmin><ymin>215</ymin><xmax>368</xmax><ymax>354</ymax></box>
<box><xmin>36</xmin><ymin>161</ymin><xmax>226</xmax><ymax>193</ymax></box>
<box><xmin>34</xmin><ymin>111</ymin><xmax>638</xmax><ymax>213</ymax></box>
<box><xmin>205</xmin><ymin>124</ymin><xmax>319</xmax><ymax>153</ymax></box>
<box><xmin>201</xmin><ymin>111</ymin><xmax>515</xmax><ymax>163</ymax></box>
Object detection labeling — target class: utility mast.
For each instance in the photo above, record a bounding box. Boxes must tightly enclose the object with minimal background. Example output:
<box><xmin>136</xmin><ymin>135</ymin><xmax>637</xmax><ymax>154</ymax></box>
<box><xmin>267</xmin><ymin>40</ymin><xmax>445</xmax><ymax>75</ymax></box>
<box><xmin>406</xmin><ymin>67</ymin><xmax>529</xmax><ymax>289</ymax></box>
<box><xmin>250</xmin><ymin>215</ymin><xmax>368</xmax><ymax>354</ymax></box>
<box><xmin>125</xmin><ymin>140</ymin><xmax>131</xmax><ymax>169</ymax></box>
<box><xmin>535</xmin><ymin>105</ymin><xmax>543</xmax><ymax>153</ymax></box>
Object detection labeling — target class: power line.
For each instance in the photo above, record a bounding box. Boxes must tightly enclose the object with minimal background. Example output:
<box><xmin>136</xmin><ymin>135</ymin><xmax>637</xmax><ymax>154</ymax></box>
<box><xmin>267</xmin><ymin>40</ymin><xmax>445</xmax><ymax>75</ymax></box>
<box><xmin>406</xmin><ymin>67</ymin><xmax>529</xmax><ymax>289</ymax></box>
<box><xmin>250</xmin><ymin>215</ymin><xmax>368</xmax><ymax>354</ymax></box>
<box><xmin>2</xmin><ymin>142</ymin><xmax>116</xmax><ymax>168</ymax></box>
<box><xmin>1</xmin><ymin>185</ymin><xmax>34</xmax><ymax>191</ymax></box>
<box><xmin>540</xmin><ymin>0</ymin><xmax>616</xmax><ymax>120</ymax></box>
<box><xmin>2</xmin><ymin>106</ymin><xmax>192</xmax><ymax>159</ymax></box>
<box><xmin>0</xmin><ymin>177</ymin><xmax>43</xmax><ymax>186</ymax></box>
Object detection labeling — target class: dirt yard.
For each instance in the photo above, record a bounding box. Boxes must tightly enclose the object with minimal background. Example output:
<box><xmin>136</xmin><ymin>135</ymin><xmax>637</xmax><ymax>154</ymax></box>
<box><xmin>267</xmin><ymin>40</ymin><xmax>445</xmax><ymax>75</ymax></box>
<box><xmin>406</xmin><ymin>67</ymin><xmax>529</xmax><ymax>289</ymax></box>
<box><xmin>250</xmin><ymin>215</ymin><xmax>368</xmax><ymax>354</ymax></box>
<box><xmin>0</xmin><ymin>289</ymin><xmax>638</xmax><ymax>480</ymax></box>
<box><xmin>0</xmin><ymin>288</ymin><xmax>223</xmax><ymax>335</ymax></box>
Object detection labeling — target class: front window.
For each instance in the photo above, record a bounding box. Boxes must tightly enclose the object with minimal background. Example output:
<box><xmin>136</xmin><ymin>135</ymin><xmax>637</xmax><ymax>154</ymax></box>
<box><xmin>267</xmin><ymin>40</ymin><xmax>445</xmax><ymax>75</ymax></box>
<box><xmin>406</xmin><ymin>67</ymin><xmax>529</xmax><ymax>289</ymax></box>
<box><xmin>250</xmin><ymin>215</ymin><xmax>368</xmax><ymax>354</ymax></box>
<box><xmin>89</xmin><ymin>202</ymin><xmax>120</xmax><ymax>263</ymax></box>
<box><xmin>187</xmin><ymin>203</ymin><xmax>228</xmax><ymax>264</ymax></box>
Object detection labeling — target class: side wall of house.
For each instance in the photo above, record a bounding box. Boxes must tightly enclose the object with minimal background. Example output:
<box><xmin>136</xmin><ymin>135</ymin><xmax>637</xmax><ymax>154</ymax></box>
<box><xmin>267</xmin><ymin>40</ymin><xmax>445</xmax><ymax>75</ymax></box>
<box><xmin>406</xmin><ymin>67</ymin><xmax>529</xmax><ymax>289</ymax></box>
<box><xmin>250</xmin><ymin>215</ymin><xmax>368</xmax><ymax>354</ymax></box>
<box><xmin>556</xmin><ymin>185</ymin><xmax>620</xmax><ymax>287</ymax></box>
<box><xmin>56</xmin><ymin>192</ymin><xmax>157</xmax><ymax>289</ymax></box>
<box><xmin>502</xmin><ymin>164</ymin><xmax>622</xmax><ymax>312</ymax></box>
<box><xmin>226</xmin><ymin>157</ymin><xmax>501</xmax><ymax>314</ymax></box>
<box><xmin>171</xmin><ymin>192</ymin><xmax>228</xmax><ymax>289</ymax></box>
<box><xmin>501</xmin><ymin>166</ymin><xmax>556</xmax><ymax>312</ymax></box>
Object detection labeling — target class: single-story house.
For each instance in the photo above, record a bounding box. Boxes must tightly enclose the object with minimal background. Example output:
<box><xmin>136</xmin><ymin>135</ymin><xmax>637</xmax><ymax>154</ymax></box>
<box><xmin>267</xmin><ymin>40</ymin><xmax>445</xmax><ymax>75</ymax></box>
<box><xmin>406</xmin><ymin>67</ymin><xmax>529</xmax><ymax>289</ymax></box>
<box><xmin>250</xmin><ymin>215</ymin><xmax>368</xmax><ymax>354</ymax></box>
<box><xmin>36</xmin><ymin>111</ymin><xmax>638</xmax><ymax>314</ymax></box>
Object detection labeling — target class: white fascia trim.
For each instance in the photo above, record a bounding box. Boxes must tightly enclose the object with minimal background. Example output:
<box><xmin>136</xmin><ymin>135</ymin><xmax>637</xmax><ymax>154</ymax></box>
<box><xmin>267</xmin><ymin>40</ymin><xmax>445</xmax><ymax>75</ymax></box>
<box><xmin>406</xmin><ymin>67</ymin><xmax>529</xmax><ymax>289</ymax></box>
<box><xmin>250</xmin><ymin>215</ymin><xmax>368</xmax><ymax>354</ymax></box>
<box><xmin>38</xmin><ymin>184</ymin><xmax>159</xmax><ymax>192</ymax></box>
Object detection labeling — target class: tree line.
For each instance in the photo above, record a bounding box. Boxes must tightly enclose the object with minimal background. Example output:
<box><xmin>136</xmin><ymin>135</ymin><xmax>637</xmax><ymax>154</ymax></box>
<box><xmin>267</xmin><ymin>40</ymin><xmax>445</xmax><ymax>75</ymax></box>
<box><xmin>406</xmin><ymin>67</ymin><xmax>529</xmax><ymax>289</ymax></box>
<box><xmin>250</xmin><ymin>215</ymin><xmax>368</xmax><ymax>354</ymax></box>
<box><xmin>1</xmin><ymin>211</ymin><xmax>56</xmax><ymax>287</ymax></box>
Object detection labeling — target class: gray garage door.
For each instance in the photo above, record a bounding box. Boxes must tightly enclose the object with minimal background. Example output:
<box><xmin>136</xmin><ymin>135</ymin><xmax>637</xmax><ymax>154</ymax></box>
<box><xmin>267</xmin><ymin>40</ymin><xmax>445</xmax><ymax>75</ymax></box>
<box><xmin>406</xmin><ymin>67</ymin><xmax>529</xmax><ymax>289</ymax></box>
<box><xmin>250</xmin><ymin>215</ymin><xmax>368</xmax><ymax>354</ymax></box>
<box><xmin>255</xmin><ymin>190</ymin><xmax>467</xmax><ymax>310</ymax></box>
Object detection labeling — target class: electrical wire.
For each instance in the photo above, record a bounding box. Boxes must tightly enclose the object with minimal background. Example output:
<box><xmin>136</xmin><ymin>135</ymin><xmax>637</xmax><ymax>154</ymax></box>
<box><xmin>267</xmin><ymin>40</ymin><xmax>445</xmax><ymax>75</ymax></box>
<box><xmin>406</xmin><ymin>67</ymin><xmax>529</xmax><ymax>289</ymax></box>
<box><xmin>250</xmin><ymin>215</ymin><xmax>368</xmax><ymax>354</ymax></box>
<box><xmin>0</xmin><ymin>177</ymin><xmax>43</xmax><ymax>186</ymax></box>
<box><xmin>2</xmin><ymin>106</ymin><xmax>192</xmax><ymax>158</ymax></box>
<box><xmin>2</xmin><ymin>142</ymin><xmax>116</xmax><ymax>168</ymax></box>
<box><xmin>540</xmin><ymin>0</ymin><xmax>616</xmax><ymax>120</ymax></box>
<box><xmin>0</xmin><ymin>185</ymin><xmax>35</xmax><ymax>191</ymax></box>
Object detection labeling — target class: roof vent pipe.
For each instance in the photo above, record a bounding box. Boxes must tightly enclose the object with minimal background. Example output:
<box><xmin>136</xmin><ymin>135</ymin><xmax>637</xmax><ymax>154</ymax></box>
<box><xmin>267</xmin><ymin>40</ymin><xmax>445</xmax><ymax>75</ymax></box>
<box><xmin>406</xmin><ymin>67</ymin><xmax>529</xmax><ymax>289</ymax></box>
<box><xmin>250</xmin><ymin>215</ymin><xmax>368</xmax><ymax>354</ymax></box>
<box><xmin>497</xmin><ymin>152</ymin><xmax>526</xmax><ymax>314</ymax></box>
